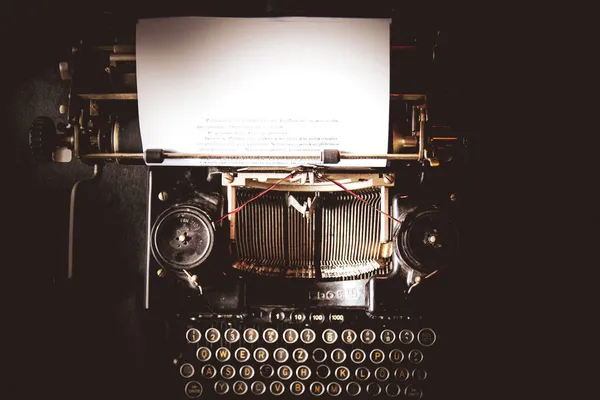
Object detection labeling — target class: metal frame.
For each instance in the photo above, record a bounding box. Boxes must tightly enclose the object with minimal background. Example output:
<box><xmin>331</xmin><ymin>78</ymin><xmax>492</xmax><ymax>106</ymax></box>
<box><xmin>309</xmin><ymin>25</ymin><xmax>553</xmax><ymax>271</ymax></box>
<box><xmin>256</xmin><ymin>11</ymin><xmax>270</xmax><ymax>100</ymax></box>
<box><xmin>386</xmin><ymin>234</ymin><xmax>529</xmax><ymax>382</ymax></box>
<box><xmin>75</xmin><ymin>97</ymin><xmax>430</xmax><ymax>164</ymax></box>
<box><xmin>222</xmin><ymin>172</ymin><xmax>395</xmax><ymax>192</ymax></box>
<box><xmin>80</xmin><ymin>151</ymin><xmax>425</xmax><ymax>162</ymax></box>
<box><xmin>144</xmin><ymin>170</ymin><xmax>153</xmax><ymax>309</ymax></box>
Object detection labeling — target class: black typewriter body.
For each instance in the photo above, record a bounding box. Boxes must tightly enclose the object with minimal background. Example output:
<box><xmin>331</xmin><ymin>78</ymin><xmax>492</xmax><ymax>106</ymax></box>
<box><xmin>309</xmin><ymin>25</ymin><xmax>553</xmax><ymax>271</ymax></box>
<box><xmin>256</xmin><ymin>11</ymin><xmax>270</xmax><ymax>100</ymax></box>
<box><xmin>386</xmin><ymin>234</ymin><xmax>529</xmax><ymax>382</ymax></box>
<box><xmin>145</xmin><ymin>165</ymin><xmax>460</xmax><ymax>399</ymax></box>
<box><xmin>16</xmin><ymin>4</ymin><xmax>474</xmax><ymax>400</ymax></box>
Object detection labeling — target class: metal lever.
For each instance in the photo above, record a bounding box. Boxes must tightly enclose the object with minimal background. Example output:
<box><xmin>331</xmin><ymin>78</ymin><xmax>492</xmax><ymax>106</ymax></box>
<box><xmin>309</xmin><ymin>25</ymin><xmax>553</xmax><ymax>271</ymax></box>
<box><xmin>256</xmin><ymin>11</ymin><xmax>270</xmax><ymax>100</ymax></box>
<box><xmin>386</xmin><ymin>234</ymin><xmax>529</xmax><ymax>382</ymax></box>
<box><xmin>67</xmin><ymin>164</ymin><xmax>100</xmax><ymax>279</ymax></box>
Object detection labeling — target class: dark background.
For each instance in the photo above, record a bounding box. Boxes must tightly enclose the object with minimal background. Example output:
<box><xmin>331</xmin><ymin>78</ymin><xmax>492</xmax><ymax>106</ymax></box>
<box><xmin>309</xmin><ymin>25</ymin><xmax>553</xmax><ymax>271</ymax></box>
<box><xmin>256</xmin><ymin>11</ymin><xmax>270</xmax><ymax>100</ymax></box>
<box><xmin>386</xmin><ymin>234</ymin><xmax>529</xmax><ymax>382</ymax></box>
<box><xmin>3</xmin><ymin>2</ymin><xmax>505</xmax><ymax>399</ymax></box>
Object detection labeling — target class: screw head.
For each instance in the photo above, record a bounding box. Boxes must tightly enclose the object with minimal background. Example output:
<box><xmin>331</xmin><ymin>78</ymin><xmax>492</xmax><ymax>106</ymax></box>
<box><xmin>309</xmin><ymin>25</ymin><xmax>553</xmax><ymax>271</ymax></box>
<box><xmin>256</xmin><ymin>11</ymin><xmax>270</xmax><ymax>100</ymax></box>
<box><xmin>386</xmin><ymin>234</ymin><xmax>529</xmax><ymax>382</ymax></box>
<box><xmin>158</xmin><ymin>191</ymin><xmax>168</xmax><ymax>201</ymax></box>
<box><xmin>157</xmin><ymin>268</ymin><xmax>166</xmax><ymax>278</ymax></box>
<box><xmin>223</xmin><ymin>173</ymin><xmax>234</xmax><ymax>183</ymax></box>
<box><xmin>383</xmin><ymin>174</ymin><xmax>394</xmax><ymax>184</ymax></box>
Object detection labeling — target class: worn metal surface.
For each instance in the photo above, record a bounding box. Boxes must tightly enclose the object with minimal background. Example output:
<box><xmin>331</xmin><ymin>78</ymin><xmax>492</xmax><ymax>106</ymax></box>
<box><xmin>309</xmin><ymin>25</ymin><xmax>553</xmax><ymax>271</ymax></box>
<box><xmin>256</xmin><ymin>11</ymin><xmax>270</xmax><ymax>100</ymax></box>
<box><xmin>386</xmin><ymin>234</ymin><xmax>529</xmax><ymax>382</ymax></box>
<box><xmin>234</xmin><ymin>188</ymin><xmax>390</xmax><ymax>279</ymax></box>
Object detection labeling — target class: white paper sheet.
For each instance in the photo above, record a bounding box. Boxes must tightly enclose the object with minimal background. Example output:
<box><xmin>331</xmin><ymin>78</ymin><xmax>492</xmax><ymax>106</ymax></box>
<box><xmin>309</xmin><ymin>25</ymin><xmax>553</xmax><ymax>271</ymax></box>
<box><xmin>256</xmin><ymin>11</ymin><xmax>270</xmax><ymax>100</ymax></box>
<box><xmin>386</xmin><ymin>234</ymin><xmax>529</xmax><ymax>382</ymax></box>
<box><xmin>136</xmin><ymin>17</ymin><xmax>390</xmax><ymax>167</ymax></box>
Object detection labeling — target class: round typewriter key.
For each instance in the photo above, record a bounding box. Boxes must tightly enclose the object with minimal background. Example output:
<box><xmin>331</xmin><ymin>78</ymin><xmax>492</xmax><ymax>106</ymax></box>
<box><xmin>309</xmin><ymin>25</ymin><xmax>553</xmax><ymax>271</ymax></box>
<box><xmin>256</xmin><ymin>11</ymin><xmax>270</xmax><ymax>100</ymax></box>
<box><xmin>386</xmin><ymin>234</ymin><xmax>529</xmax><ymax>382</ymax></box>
<box><xmin>395</xmin><ymin>367</ymin><xmax>410</xmax><ymax>381</ymax></box>
<box><xmin>251</xmin><ymin>381</ymin><xmax>266</xmax><ymax>395</ymax></box>
<box><xmin>283</xmin><ymin>328</ymin><xmax>299</xmax><ymax>344</ymax></box>
<box><xmin>381</xmin><ymin>329</ymin><xmax>396</xmax><ymax>344</ymax></box>
<box><xmin>300</xmin><ymin>328</ymin><xmax>316</xmax><ymax>344</ymax></box>
<box><xmin>201</xmin><ymin>364</ymin><xmax>216</xmax><ymax>379</ymax></box>
<box><xmin>233</xmin><ymin>380</ymin><xmax>248</xmax><ymax>395</ymax></box>
<box><xmin>274</xmin><ymin>348</ymin><xmax>289</xmax><ymax>363</ymax></box>
<box><xmin>408</xmin><ymin>349</ymin><xmax>424</xmax><ymax>364</ymax></box>
<box><xmin>263</xmin><ymin>328</ymin><xmax>278</xmax><ymax>344</ymax></box>
<box><xmin>366</xmin><ymin>382</ymin><xmax>382</xmax><ymax>396</ymax></box>
<box><xmin>220</xmin><ymin>364</ymin><xmax>236</xmax><ymax>380</ymax></box>
<box><xmin>269</xmin><ymin>381</ymin><xmax>285</xmax><ymax>396</ymax></box>
<box><xmin>214</xmin><ymin>380</ymin><xmax>229</xmax><ymax>395</ymax></box>
<box><xmin>386</xmin><ymin>383</ymin><xmax>401</xmax><ymax>397</ymax></box>
<box><xmin>292</xmin><ymin>348</ymin><xmax>308</xmax><ymax>363</ymax></box>
<box><xmin>370</xmin><ymin>349</ymin><xmax>385</xmax><ymax>364</ymax></box>
<box><xmin>259</xmin><ymin>364</ymin><xmax>274</xmax><ymax>378</ymax></box>
<box><xmin>375</xmin><ymin>367</ymin><xmax>390</xmax><ymax>381</ymax></box>
<box><xmin>310</xmin><ymin>381</ymin><xmax>325</xmax><ymax>396</ymax></box>
<box><xmin>412</xmin><ymin>368</ymin><xmax>428</xmax><ymax>381</ymax></box>
<box><xmin>316</xmin><ymin>364</ymin><xmax>331</xmax><ymax>379</ymax></box>
<box><xmin>405</xmin><ymin>384</ymin><xmax>423</xmax><ymax>399</ymax></box>
<box><xmin>290</xmin><ymin>381</ymin><xmax>305</xmax><ymax>395</ymax></box>
<box><xmin>291</xmin><ymin>311</ymin><xmax>306</xmax><ymax>323</ymax></box>
<box><xmin>329</xmin><ymin>313</ymin><xmax>345</xmax><ymax>323</ymax></box>
<box><xmin>331</xmin><ymin>348</ymin><xmax>346</xmax><ymax>364</ymax></box>
<box><xmin>243</xmin><ymin>328</ymin><xmax>259</xmax><ymax>343</ymax></box>
<box><xmin>224</xmin><ymin>328</ymin><xmax>240</xmax><ymax>343</ymax></box>
<box><xmin>355</xmin><ymin>367</ymin><xmax>370</xmax><ymax>381</ymax></box>
<box><xmin>239</xmin><ymin>365</ymin><xmax>255</xmax><ymax>380</ymax></box>
<box><xmin>215</xmin><ymin>347</ymin><xmax>231</xmax><ymax>362</ymax></box>
<box><xmin>417</xmin><ymin>328</ymin><xmax>437</xmax><ymax>347</ymax></box>
<box><xmin>399</xmin><ymin>329</ymin><xmax>415</xmax><ymax>344</ymax></box>
<box><xmin>271</xmin><ymin>309</ymin><xmax>286</xmax><ymax>322</ymax></box>
<box><xmin>312</xmin><ymin>348</ymin><xmax>327</xmax><ymax>363</ymax></box>
<box><xmin>389</xmin><ymin>349</ymin><xmax>404</xmax><ymax>364</ymax></box>
<box><xmin>179</xmin><ymin>362</ymin><xmax>195</xmax><ymax>378</ymax></box>
<box><xmin>351</xmin><ymin>348</ymin><xmax>366</xmax><ymax>364</ymax></box>
<box><xmin>342</xmin><ymin>329</ymin><xmax>357</xmax><ymax>344</ymax></box>
<box><xmin>360</xmin><ymin>329</ymin><xmax>376</xmax><ymax>344</ymax></box>
<box><xmin>296</xmin><ymin>365</ymin><xmax>311</xmax><ymax>380</ymax></box>
<box><xmin>322</xmin><ymin>329</ymin><xmax>338</xmax><ymax>344</ymax></box>
<box><xmin>346</xmin><ymin>382</ymin><xmax>361</xmax><ymax>396</ymax></box>
<box><xmin>186</xmin><ymin>328</ymin><xmax>201</xmax><ymax>343</ymax></box>
<box><xmin>277</xmin><ymin>365</ymin><xmax>293</xmax><ymax>380</ymax></box>
<box><xmin>196</xmin><ymin>346</ymin><xmax>211</xmax><ymax>362</ymax></box>
<box><xmin>327</xmin><ymin>382</ymin><xmax>342</xmax><ymax>396</ymax></box>
<box><xmin>253</xmin><ymin>347</ymin><xmax>269</xmax><ymax>363</ymax></box>
<box><xmin>234</xmin><ymin>347</ymin><xmax>250</xmax><ymax>363</ymax></box>
<box><xmin>335</xmin><ymin>366</ymin><xmax>350</xmax><ymax>381</ymax></box>
<box><xmin>205</xmin><ymin>328</ymin><xmax>220</xmax><ymax>344</ymax></box>
<box><xmin>309</xmin><ymin>312</ymin><xmax>325</xmax><ymax>323</ymax></box>
<box><xmin>184</xmin><ymin>381</ymin><xmax>202</xmax><ymax>398</ymax></box>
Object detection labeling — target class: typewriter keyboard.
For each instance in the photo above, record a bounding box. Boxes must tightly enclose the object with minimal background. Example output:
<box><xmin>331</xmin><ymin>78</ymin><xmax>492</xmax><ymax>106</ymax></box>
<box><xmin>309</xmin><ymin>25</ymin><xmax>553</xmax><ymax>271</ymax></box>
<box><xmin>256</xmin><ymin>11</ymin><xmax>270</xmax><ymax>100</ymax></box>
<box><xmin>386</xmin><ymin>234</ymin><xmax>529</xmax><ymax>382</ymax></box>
<box><xmin>175</xmin><ymin>310</ymin><xmax>437</xmax><ymax>398</ymax></box>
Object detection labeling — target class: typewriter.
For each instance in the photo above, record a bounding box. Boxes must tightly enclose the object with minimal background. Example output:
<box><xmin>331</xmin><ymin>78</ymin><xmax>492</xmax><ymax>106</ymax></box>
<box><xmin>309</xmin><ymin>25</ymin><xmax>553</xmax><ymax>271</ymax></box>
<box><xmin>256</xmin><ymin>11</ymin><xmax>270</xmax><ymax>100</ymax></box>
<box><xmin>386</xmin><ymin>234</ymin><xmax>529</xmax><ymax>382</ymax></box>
<box><xmin>29</xmin><ymin>8</ymin><xmax>468</xmax><ymax>400</ymax></box>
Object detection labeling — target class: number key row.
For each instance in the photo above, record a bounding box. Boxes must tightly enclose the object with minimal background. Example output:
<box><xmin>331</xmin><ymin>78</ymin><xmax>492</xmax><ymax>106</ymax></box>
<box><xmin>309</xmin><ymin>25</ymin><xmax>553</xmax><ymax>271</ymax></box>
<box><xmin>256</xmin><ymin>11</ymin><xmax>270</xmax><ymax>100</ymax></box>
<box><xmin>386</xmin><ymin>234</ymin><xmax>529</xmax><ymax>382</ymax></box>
<box><xmin>187</xmin><ymin>327</ymin><xmax>436</xmax><ymax>346</ymax></box>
